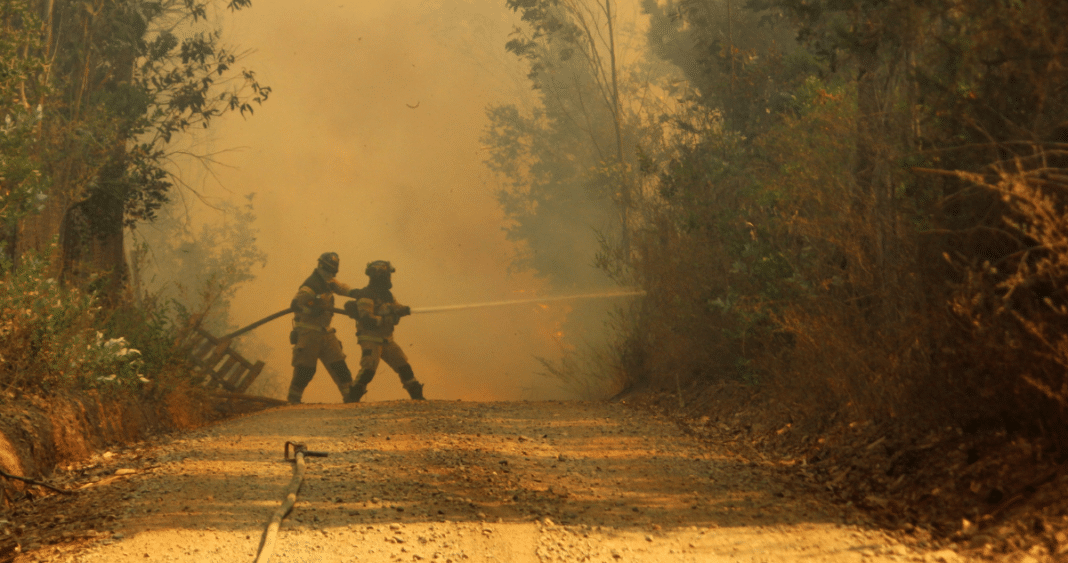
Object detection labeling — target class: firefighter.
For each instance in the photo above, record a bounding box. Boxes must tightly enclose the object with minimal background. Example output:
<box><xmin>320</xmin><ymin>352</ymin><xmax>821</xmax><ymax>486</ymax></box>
<box><xmin>286</xmin><ymin>252</ymin><xmax>360</xmax><ymax>404</ymax></box>
<box><xmin>342</xmin><ymin>260</ymin><xmax>425</xmax><ymax>402</ymax></box>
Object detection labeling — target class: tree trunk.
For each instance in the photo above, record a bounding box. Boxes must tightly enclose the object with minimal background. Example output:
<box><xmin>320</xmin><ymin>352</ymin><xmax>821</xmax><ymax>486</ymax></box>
<box><xmin>604</xmin><ymin>0</ymin><xmax>630</xmax><ymax>263</ymax></box>
<box><xmin>854</xmin><ymin>38</ymin><xmax>880</xmax><ymax>203</ymax></box>
<box><xmin>12</xmin><ymin>190</ymin><xmax>68</xmax><ymax>276</ymax></box>
<box><xmin>56</xmin><ymin>0</ymin><xmax>134</xmax><ymax>302</ymax></box>
<box><xmin>854</xmin><ymin>27</ymin><xmax>907</xmax><ymax>327</ymax></box>
<box><xmin>61</xmin><ymin>145</ymin><xmax>129</xmax><ymax>302</ymax></box>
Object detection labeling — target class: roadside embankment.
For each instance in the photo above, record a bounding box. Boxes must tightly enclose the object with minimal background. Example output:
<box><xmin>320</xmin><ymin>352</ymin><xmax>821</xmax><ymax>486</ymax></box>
<box><xmin>0</xmin><ymin>386</ymin><xmax>275</xmax><ymax>505</ymax></box>
<box><xmin>631</xmin><ymin>385</ymin><xmax>1068</xmax><ymax>562</ymax></box>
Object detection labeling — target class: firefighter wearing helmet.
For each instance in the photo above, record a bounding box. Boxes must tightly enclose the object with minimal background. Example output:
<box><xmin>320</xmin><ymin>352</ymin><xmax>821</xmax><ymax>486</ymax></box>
<box><xmin>286</xmin><ymin>252</ymin><xmax>361</xmax><ymax>404</ymax></box>
<box><xmin>342</xmin><ymin>260</ymin><xmax>425</xmax><ymax>402</ymax></box>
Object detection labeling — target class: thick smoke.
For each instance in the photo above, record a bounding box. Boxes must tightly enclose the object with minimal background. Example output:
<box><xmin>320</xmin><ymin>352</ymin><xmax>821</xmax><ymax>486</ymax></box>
<box><xmin>175</xmin><ymin>0</ymin><xmax>646</xmax><ymax>402</ymax></box>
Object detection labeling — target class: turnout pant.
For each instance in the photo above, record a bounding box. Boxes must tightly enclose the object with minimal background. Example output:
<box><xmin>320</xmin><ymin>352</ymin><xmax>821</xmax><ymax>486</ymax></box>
<box><xmin>286</xmin><ymin>328</ymin><xmax>354</xmax><ymax>403</ymax></box>
<box><xmin>347</xmin><ymin>338</ymin><xmax>424</xmax><ymax>401</ymax></box>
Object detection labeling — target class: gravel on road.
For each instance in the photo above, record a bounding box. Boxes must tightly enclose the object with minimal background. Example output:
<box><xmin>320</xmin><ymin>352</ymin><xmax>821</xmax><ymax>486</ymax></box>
<box><xmin>18</xmin><ymin>400</ymin><xmax>948</xmax><ymax>563</ymax></box>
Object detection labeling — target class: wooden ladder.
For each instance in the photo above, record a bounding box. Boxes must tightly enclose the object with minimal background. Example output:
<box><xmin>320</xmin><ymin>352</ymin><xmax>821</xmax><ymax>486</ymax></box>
<box><xmin>187</xmin><ymin>328</ymin><xmax>266</xmax><ymax>393</ymax></box>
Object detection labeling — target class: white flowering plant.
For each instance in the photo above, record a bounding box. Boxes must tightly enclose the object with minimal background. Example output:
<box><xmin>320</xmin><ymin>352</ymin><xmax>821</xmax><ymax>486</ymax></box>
<box><xmin>77</xmin><ymin>332</ymin><xmax>151</xmax><ymax>388</ymax></box>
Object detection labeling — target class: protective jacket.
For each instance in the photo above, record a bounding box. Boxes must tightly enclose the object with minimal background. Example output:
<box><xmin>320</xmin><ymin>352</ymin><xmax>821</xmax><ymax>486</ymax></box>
<box><xmin>349</xmin><ymin>285</ymin><xmax>408</xmax><ymax>342</ymax></box>
<box><xmin>291</xmin><ymin>270</ymin><xmax>353</xmax><ymax>331</ymax></box>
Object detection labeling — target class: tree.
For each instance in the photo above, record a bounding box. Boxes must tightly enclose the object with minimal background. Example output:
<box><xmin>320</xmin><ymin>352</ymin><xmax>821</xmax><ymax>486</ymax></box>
<box><xmin>0</xmin><ymin>0</ymin><xmax>51</xmax><ymax>248</ymax></box>
<box><xmin>130</xmin><ymin>193</ymin><xmax>267</xmax><ymax>336</ymax></box>
<box><xmin>641</xmin><ymin>0</ymin><xmax>811</xmax><ymax>131</ymax></box>
<box><xmin>486</xmin><ymin>0</ymin><xmax>676</xmax><ymax>289</ymax></box>
<box><xmin>4</xmin><ymin>0</ymin><xmax>269</xmax><ymax>300</ymax></box>
<box><xmin>618</xmin><ymin>0</ymin><xmax>1068</xmax><ymax>436</ymax></box>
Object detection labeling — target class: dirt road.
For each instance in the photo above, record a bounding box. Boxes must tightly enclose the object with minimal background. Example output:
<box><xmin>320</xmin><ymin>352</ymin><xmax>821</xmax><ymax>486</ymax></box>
<box><xmin>16</xmin><ymin>400</ymin><xmax>958</xmax><ymax>563</ymax></box>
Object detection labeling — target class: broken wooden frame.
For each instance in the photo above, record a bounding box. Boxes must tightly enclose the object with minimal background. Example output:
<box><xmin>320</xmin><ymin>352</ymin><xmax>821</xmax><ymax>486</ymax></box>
<box><xmin>186</xmin><ymin>328</ymin><xmax>265</xmax><ymax>393</ymax></box>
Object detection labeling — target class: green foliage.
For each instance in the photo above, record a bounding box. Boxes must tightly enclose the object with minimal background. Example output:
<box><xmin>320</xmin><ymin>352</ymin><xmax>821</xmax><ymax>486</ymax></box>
<box><xmin>0</xmin><ymin>0</ymin><xmax>50</xmax><ymax>230</ymax></box>
<box><xmin>483</xmin><ymin>101</ymin><xmax>619</xmax><ymax>286</ymax></box>
<box><xmin>0</xmin><ymin>245</ymin><xmax>96</xmax><ymax>390</ymax></box>
<box><xmin>67</xmin><ymin>0</ymin><xmax>273</xmax><ymax>228</ymax></box>
<box><xmin>489</xmin><ymin>0</ymin><xmax>699</xmax><ymax>397</ymax></box>
<box><xmin>75</xmin><ymin>332</ymin><xmax>149</xmax><ymax>389</ymax></box>
<box><xmin>642</xmin><ymin>0</ymin><xmax>816</xmax><ymax>130</ymax></box>
<box><xmin>628</xmin><ymin>79</ymin><xmax>860</xmax><ymax>388</ymax></box>
<box><xmin>489</xmin><ymin>0</ymin><xmax>680</xmax><ymax>290</ymax></box>
<box><xmin>0</xmin><ymin>0</ymin><xmax>268</xmax><ymax>399</ymax></box>
<box><xmin>1</xmin><ymin>0</ymin><xmax>269</xmax><ymax>288</ymax></box>
<box><xmin>0</xmin><ymin>244</ymin><xmax>184</xmax><ymax>395</ymax></box>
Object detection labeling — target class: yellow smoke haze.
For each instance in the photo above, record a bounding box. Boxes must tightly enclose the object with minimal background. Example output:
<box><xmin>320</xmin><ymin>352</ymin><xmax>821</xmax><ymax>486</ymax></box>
<box><xmin>186</xmin><ymin>0</ymin><xmax>642</xmax><ymax>403</ymax></box>
<box><xmin>158</xmin><ymin>0</ymin><xmax>654</xmax><ymax>402</ymax></box>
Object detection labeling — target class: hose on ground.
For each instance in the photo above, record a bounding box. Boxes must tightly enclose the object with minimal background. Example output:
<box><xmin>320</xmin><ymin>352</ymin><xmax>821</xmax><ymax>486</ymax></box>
<box><xmin>253</xmin><ymin>450</ymin><xmax>306</xmax><ymax>563</ymax></box>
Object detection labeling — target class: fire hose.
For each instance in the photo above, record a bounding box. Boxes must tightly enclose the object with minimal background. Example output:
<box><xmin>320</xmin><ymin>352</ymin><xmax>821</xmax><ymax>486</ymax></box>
<box><xmin>221</xmin><ymin>290</ymin><xmax>645</xmax><ymax>342</ymax></box>
<box><xmin>253</xmin><ymin>442</ymin><xmax>328</xmax><ymax>563</ymax></box>
<box><xmin>221</xmin><ymin>307</ymin><xmax>296</xmax><ymax>341</ymax></box>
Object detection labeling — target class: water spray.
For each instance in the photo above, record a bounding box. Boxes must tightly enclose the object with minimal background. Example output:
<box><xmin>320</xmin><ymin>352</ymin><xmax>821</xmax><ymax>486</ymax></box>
<box><xmin>220</xmin><ymin>290</ymin><xmax>645</xmax><ymax>341</ymax></box>
<box><xmin>409</xmin><ymin>290</ymin><xmax>645</xmax><ymax>314</ymax></box>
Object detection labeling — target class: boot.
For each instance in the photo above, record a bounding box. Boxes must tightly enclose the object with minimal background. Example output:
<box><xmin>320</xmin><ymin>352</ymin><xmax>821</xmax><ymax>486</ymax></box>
<box><xmin>397</xmin><ymin>364</ymin><xmax>425</xmax><ymax>400</ymax></box>
<box><xmin>346</xmin><ymin>383</ymin><xmax>367</xmax><ymax>403</ymax></box>
<box><xmin>403</xmin><ymin>379</ymin><xmax>425</xmax><ymax>400</ymax></box>
<box><xmin>286</xmin><ymin>365</ymin><xmax>317</xmax><ymax>404</ymax></box>
<box><xmin>326</xmin><ymin>360</ymin><xmax>355</xmax><ymax>402</ymax></box>
<box><xmin>346</xmin><ymin>368</ymin><xmax>376</xmax><ymax>403</ymax></box>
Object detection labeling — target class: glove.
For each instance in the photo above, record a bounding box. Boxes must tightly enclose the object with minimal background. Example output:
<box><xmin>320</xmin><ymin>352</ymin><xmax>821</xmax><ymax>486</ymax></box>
<box><xmin>395</xmin><ymin>305</ymin><xmax>411</xmax><ymax>317</ymax></box>
<box><xmin>342</xmin><ymin>300</ymin><xmax>360</xmax><ymax>319</ymax></box>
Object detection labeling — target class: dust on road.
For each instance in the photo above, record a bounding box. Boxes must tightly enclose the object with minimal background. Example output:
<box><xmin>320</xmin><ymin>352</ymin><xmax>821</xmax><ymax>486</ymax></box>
<box><xmin>19</xmin><ymin>401</ymin><xmax>944</xmax><ymax>562</ymax></box>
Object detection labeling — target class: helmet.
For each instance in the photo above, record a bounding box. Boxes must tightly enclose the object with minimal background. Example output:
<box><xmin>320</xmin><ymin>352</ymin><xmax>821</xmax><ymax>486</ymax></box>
<box><xmin>317</xmin><ymin>252</ymin><xmax>340</xmax><ymax>276</ymax></box>
<box><xmin>365</xmin><ymin>260</ymin><xmax>395</xmax><ymax>277</ymax></box>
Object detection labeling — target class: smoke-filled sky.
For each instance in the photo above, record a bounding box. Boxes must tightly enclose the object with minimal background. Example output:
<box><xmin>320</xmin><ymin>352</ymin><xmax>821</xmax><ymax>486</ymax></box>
<box><xmin>175</xmin><ymin>0</ymin><xmax>649</xmax><ymax>403</ymax></box>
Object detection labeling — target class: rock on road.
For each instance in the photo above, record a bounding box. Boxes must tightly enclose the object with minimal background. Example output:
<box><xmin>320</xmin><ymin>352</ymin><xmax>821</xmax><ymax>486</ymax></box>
<box><xmin>27</xmin><ymin>400</ymin><xmax>947</xmax><ymax>563</ymax></box>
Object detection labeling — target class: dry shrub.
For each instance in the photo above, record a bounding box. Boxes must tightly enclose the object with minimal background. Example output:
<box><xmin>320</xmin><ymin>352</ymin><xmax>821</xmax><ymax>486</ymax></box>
<box><xmin>536</xmin><ymin>310</ymin><xmax>636</xmax><ymax>400</ymax></box>
<box><xmin>622</xmin><ymin>81</ymin><xmax>940</xmax><ymax>428</ymax></box>
<box><xmin>746</xmin><ymin>85</ymin><xmax>932</xmax><ymax>426</ymax></box>
<box><xmin>629</xmin><ymin>135</ymin><xmax>762</xmax><ymax>392</ymax></box>
<box><xmin>937</xmin><ymin>160</ymin><xmax>1068</xmax><ymax>438</ymax></box>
